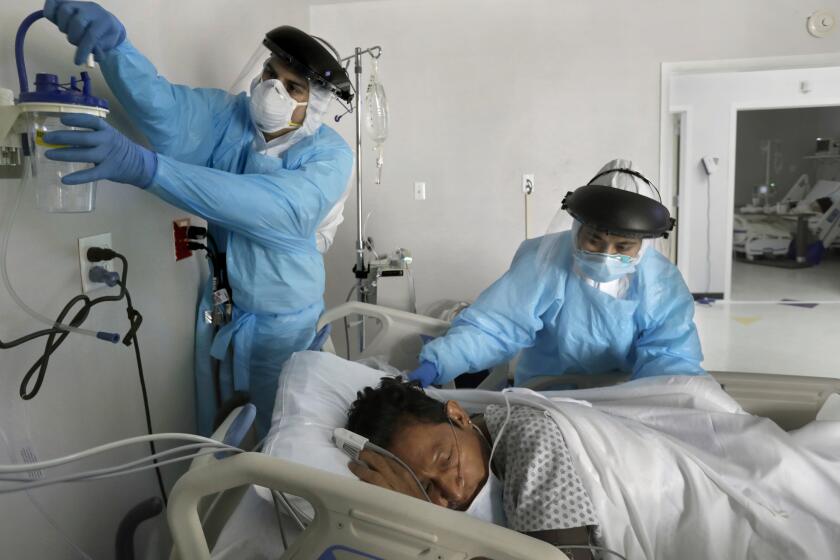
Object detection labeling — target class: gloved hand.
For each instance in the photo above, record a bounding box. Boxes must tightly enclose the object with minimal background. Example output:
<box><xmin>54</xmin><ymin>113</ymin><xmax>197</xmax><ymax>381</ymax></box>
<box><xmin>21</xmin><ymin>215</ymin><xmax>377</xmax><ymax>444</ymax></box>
<box><xmin>44</xmin><ymin>113</ymin><xmax>157</xmax><ymax>188</ymax></box>
<box><xmin>407</xmin><ymin>361</ymin><xmax>439</xmax><ymax>388</ymax></box>
<box><xmin>44</xmin><ymin>0</ymin><xmax>126</xmax><ymax>65</ymax></box>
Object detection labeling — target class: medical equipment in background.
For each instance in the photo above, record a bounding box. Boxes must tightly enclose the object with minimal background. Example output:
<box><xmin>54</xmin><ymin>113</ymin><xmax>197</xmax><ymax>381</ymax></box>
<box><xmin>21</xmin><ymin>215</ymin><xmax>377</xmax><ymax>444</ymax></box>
<box><xmin>735</xmin><ymin>178</ymin><xmax>840</xmax><ymax>264</ymax></box>
<box><xmin>341</xmin><ymin>245</ymin><xmax>415</xmax><ymax>359</ymax></box>
<box><xmin>815</xmin><ymin>137</ymin><xmax>840</xmax><ymax>156</ymax></box>
<box><xmin>0</xmin><ymin>10</ymin><xmax>122</xmax><ymax>343</ymax></box>
<box><xmin>364</xmin><ymin>58</ymin><xmax>389</xmax><ymax>185</ymax></box>
<box><xmin>362</xmin><ymin>246</ymin><xmax>415</xmax><ymax>312</ymax></box>
<box><xmin>334</xmin><ymin>44</ymin><xmax>386</xmax><ymax>352</ymax></box>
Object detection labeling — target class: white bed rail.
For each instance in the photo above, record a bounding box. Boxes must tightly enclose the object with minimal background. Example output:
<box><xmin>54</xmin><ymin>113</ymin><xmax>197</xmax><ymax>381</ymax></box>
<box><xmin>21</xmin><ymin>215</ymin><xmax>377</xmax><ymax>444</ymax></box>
<box><xmin>168</xmin><ymin>452</ymin><xmax>567</xmax><ymax>560</ymax></box>
<box><xmin>318</xmin><ymin>301</ymin><xmax>450</xmax><ymax>371</ymax></box>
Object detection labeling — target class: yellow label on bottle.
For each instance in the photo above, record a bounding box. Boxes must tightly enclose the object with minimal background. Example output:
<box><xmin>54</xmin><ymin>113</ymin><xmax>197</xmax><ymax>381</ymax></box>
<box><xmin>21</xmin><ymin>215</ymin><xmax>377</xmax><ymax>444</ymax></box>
<box><xmin>34</xmin><ymin>129</ymin><xmax>66</xmax><ymax>149</ymax></box>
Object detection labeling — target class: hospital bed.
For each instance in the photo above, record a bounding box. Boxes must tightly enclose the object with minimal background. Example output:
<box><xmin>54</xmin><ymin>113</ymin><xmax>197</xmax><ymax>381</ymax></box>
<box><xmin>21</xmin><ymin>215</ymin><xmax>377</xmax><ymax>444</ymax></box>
<box><xmin>166</xmin><ymin>302</ymin><xmax>840</xmax><ymax>560</ymax></box>
<box><xmin>733</xmin><ymin>177</ymin><xmax>840</xmax><ymax>259</ymax></box>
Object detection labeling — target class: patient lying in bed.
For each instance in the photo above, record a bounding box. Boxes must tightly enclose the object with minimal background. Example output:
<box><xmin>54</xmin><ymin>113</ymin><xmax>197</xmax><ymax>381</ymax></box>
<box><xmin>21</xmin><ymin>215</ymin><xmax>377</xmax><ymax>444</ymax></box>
<box><xmin>345</xmin><ymin>377</ymin><xmax>598</xmax><ymax>558</ymax></box>
<box><xmin>345</xmin><ymin>376</ymin><xmax>840</xmax><ymax>560</ymax></box>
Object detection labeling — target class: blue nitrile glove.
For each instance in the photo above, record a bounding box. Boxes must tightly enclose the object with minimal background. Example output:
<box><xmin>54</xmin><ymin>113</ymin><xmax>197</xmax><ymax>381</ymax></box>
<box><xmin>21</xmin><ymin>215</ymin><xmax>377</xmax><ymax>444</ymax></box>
<box><xmin>44</xmin><ymin>0</ymin><xmax>126</xmax><ymax>65</ymax></box>
<box><xmin>408</xmin><ymin>361</ymin><xmax>439</xmax><ymax>388</ymax></box>
<box><xmin>307</xmin><ymin>324</ymin><xmax>332</xmax><ymax>351</ymax></box>
<box><xmin>44</xmin><ymin>113</ymin><xmax>157</xmax><ymax>188</ymax></box>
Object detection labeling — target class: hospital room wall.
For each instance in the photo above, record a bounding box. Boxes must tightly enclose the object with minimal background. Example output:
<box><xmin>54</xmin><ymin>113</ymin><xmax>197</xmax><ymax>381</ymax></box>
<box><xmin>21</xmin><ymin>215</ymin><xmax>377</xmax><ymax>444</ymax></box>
<box><xmin>312</xmin><ymin>0</ymin><xmax>840</xmax><ymax>309</ymax></box>
<box><xmin>670</xmin><ymin>66</ymin><xmax>840</xmax><ymax>293</ymax></box>
<box><xmin>0</xmin><ymin>2</ymin><xmax>309</xmax><ymax>560</ymax></box>
<box><xmin>734</xmin><ymin>107</ymin><xmax>840</xmax><ymax>207</ymax></box>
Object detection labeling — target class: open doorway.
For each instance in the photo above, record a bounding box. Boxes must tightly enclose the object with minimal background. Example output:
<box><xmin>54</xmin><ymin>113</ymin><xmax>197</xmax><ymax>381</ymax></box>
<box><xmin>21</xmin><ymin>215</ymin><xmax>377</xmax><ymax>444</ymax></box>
<box><xmin>660</xmin><ymin>56</ymin><xmax>840</xmax><ymax>379</ymax></box>
<box><xmin>731</xmin><ymin>106</ymin><xmax>840</xmax><ymax>301</ymax></box>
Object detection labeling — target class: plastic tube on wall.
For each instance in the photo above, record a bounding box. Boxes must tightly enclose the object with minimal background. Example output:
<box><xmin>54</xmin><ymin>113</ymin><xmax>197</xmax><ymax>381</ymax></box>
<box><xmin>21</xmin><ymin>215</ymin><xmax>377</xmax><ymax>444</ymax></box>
<box><xmin>0</xmin><ymin>163</ymin><xmax>115</xmax><ymax>341</ymax></box>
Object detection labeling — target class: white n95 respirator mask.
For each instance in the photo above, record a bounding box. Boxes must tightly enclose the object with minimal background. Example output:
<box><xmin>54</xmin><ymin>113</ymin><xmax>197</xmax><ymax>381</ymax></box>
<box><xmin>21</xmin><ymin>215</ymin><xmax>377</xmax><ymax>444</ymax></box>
<box><xmin>249</xmin><ymin>77</ymin><xmax>308</xmax><ymax>134</ymax></box>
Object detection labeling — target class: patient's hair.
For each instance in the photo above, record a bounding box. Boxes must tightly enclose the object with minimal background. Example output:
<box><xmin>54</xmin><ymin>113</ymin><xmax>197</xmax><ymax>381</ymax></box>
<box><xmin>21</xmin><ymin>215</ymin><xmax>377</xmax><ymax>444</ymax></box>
<box><xmin>346</xmin><ymin>377</ymin><xmax>448</xmax><ymax>449</ymax></box>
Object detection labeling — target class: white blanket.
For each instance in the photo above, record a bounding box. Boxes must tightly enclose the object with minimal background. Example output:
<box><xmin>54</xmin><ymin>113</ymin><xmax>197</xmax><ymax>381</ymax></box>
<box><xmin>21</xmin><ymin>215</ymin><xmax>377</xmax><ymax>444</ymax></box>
<box><xmin>431</xmin><ymin>375</ymin><xmax>840</xmax><ymax>560</ymax></box>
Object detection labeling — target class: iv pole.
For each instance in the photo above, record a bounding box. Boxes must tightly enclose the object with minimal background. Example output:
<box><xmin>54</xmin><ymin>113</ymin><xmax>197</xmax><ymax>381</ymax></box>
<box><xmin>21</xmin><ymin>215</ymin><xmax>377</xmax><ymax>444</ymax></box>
<box><xmin>338</xmin><ymin>45</ymin><xmax>382</xmax><ymax>353</ymax></box>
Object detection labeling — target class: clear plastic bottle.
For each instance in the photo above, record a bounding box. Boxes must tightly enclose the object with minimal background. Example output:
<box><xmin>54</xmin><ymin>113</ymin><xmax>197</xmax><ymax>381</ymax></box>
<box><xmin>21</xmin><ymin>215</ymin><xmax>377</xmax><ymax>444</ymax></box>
<box><xmin>27</xmin><ymin>112</ymin><xmax>97</xmax><ymax>213</ymax></box>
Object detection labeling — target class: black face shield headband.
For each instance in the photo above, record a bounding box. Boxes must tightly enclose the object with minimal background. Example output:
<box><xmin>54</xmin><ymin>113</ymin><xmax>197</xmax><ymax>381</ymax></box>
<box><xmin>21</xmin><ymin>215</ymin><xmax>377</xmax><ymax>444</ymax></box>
<box><xmin>561</xmin><ymin>170</ymin><xmax>675</xmax><ymax>239</ymax></box>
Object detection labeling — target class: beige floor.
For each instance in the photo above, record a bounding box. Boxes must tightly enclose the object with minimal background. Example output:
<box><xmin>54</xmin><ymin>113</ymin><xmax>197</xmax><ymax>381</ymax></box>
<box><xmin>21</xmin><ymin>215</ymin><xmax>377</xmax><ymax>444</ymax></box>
<box><xmin>694</xmin><ymin>300</ymin><xmax>840</xmax><ymax>379</ymax></box>
<box><xmin>729</xmin><ymin>253</ymin><xmax>840</xmax><ymax>301</ymax></box>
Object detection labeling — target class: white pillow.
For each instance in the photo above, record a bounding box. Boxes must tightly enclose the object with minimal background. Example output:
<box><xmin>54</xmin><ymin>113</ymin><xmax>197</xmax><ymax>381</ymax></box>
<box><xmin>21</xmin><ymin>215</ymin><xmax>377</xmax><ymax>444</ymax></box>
<box><xmin>257</xmin><ymin>351</ymin><xmax>394</xmax><ymax>505</ymax></box>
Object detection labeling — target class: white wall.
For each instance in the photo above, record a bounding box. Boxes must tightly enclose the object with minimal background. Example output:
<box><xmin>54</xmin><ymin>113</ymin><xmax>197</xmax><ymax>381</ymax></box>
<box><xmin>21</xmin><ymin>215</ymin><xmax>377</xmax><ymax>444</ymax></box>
<box><xmin>670</xmin><ymin>65</ymin><xmax>840</xmax><ymax>295</ymax></box>
<box><xmin>735</xmin><ymin>106</ymin><xmax>840</xmax><ymax>207</ymax></box>
<box><xmin>0</xmin><ymin>1</ymin><xmax>308</xmax><ymax>559</ymax></box>
<box><xmin>311</xmin><ymin>0</ymin><xmax>840</xmax><ymax>311</ymax></box>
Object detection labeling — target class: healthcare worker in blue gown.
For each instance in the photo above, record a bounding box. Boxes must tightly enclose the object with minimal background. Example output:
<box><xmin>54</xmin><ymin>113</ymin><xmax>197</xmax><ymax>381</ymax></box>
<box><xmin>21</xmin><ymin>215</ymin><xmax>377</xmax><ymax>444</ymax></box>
<box><xmin>42</xmin><ymin>0</ymin><xmax>354</xmax><ymax>436</ymax></box>
<box><xmin>409</xmin><ymin>159</ymin><xmax>705</xmax><ymax>388</ymax></box>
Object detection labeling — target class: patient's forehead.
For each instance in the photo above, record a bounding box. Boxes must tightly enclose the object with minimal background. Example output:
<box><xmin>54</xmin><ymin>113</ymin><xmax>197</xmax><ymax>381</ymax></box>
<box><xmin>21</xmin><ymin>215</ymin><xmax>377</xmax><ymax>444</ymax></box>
<box><xmin>389</xmin><ymin>421</ymin><xmax>450</xmax><ymax>470</ymax></box>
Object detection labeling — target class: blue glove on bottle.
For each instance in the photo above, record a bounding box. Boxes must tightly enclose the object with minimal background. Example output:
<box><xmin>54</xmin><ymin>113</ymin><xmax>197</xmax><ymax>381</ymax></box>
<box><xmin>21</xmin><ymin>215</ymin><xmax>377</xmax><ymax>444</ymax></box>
<box><xmin>44</xmin><ymin>0</ymin><xmax>126</xmax><ymax>65</ymax></box>
<box><xmin>44</xmin><ymin>113</ymin><xmax>158</xmax><ymax>188</ymax></box>
<box><xmin>408</xmin><ymin>361</ymin><xmax>439</xmax><ymax>388</ymax></box>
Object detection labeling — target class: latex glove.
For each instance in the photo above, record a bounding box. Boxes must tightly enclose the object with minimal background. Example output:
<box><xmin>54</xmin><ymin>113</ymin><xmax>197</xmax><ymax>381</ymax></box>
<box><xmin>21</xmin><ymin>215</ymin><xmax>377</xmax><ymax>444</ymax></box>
<box><xmin>408</xmin><ymin>361</ymin><xmax>439</xmax><ymax>388</ymax></box>
<box><xmin>43</xmin><ymin>113</ymin><xmax>157</xmax><ymax>188</ymax></box>
<box><xmin>44</xmin><ymin>0</ymin><xmax>126</xmax><ymax>65</ymax></box>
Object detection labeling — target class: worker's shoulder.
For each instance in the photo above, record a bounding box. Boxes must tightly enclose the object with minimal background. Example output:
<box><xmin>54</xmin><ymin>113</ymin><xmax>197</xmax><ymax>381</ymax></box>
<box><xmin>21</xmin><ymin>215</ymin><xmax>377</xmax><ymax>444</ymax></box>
<box><xmin>637</xmin><ymin>249</ymin><xmax>692</xmax><ymax>302</ymax></box>
<box><xmin>311</xmin><ymin>125</ymin><xmax>352</xmax><ymax>155</ymax></box>
<box><xmin>640</xmin><ymin>248</ymin><xmax>682</xmax><ymax>279</ymax></box>
<box><xmin>513</xmin><ymin>231</ymin><xmax>571</xmax><ymax>261</ymax></box>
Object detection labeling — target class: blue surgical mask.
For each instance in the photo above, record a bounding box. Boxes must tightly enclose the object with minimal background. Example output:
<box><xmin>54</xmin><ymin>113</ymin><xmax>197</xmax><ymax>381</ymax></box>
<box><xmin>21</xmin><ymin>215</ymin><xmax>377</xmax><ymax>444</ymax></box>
<box><xmin>573</xmin><ymin>249</ymin><xmax>639</xmax><ymax>283</ymax></box>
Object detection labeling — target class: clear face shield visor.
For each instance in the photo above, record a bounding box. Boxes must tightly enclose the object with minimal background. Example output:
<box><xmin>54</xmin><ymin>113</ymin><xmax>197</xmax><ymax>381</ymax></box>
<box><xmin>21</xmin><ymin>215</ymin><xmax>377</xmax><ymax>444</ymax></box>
<box><xmin>231</xmin><ymin>44</ymin><xmax>340</xmax><ymax>143</ymax></box>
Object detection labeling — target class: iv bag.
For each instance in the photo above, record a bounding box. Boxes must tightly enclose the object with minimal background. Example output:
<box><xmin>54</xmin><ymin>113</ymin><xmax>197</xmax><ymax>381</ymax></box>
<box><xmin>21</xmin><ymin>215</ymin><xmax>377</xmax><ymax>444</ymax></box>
<box><xmin>364</xmin><ymin>59</ymin><xmax>388</xmax><ymax>184</ymax></box>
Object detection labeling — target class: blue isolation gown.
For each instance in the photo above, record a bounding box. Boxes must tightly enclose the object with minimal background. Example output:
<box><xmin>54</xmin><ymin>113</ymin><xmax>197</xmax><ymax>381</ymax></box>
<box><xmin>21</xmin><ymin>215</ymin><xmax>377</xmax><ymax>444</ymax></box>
<box><xmin>99</xmin><ymin>41</ymin><xmax>353</xmax><ymax>435</ymax></box>
<box><xmin>420</xmin><ymin>231</ymin><xmax>705</xmax><ymax>386</ymax></box>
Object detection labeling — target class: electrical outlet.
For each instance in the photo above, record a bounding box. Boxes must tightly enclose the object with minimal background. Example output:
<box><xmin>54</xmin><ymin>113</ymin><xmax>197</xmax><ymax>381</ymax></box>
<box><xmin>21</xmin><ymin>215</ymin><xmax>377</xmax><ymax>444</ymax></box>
<box><xmin>78</xmin><ymin>233</ymin><xmax>113</xmax><ymax>294</ymax></box>
<box><xmin>414</xmin><ymin>181</ymin><xmax>427</xmax><ymax>201</ymax></box>
<box><xmin>522</xmin><ymin>174</ymin><xmax>535</xmax><ymax>194</ymax></box>
<box><xmin>173</xmin><ymin>218</ymin><xmax>193</xmax><ymax>261</ymax></box>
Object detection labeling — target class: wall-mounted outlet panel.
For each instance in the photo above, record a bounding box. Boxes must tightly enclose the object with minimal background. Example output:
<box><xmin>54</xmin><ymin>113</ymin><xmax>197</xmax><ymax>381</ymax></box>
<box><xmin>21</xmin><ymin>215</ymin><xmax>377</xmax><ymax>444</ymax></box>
<box><xmin>78</xmin><ymin>233</ymin><xmax>113</xmax><ymax>294</ymax></box>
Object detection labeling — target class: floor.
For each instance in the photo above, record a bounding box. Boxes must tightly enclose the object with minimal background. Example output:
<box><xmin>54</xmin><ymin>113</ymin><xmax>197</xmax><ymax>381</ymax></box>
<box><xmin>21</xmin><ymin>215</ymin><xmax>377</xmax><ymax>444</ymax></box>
<box><xmin>729</xmin><ymin>252</ymin><xmax>840</xmax><ymax>301</ymax></box>
<box><xmin>694</xmin><ymin>300</ymin><xmax>840</xmax><ymax>378</ymax></box>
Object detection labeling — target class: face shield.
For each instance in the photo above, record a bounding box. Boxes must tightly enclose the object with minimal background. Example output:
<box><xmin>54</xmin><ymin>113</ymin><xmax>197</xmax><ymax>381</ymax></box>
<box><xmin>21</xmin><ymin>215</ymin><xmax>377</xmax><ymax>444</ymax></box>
<box><xmin>229</xmin><ymin>26</ymin><xmax>352</xmax><ymax>155</ymax></box>
<box><xmin>536</xmin><ymin>159</ymin><xmax>676</xmax><ymax>296</ymax></box>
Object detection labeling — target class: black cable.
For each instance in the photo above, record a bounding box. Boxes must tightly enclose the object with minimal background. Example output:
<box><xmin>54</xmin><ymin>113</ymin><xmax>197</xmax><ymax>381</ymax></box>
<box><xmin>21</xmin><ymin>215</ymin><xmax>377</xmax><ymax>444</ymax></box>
<box><xmin>122</xmin><ymin>285</ymin><xmax>167</xmax><ymax>506</ymax></box>
<box><xmin>20</xmin><ymin>255</ymin><xmax>128</xmax><ymax>400</ymax></box>
<box><xmin>2</xmin><ymin>250</ymin><xmax>167</xmax><ymax>505</ymax></box>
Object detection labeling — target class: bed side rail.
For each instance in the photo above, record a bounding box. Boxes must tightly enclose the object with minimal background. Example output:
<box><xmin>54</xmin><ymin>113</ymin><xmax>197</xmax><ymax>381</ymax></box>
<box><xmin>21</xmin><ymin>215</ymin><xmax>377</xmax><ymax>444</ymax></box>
<box><xmin>168</xmin><ymin>452</ymin><xmax>567</xmax><ymax>560</ymax></box>
<box><xmin>168</xmin><ymin>406</ymin><xmax>256</xmax><ymax>560</ymax></box>
<box><xmin>711</xmin><ymin>371</ymin><xmax>840</xmax><ymax>430</ymax></box>
<box><xmin>318</xmin><ymin>302</ymin><xmax>450</xmax><ymax>371</ymax></box>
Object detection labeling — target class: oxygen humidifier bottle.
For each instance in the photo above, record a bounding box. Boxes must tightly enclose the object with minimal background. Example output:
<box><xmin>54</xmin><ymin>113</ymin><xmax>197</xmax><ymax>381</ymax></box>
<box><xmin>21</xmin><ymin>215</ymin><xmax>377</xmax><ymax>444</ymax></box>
<box><xmin>29</xmin><ymin>109</ymin><xmax>97</xmax><ymax>213</ymax></box>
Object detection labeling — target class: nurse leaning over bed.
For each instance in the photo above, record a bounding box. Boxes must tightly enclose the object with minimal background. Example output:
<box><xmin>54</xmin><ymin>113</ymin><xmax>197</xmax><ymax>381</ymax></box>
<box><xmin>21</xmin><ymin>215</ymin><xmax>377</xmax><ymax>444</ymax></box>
<box><xmin>409</xmin><ymin>159</ymin><xmax>705</xmax><ymax>388</ymax></box>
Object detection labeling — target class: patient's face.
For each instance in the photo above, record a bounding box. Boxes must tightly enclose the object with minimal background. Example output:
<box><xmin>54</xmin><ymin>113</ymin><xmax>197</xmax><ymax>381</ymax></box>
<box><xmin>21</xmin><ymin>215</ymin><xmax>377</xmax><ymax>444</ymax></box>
<box><xmin>388</xmin><ymin>401</ymin><xmax>489</xmax><ymax>511</ymax></box>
